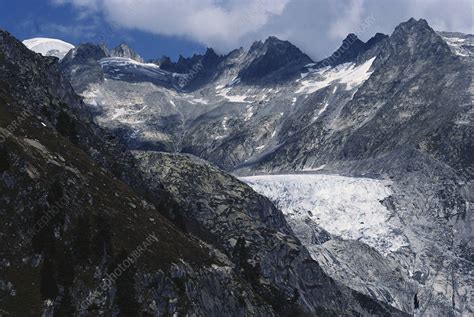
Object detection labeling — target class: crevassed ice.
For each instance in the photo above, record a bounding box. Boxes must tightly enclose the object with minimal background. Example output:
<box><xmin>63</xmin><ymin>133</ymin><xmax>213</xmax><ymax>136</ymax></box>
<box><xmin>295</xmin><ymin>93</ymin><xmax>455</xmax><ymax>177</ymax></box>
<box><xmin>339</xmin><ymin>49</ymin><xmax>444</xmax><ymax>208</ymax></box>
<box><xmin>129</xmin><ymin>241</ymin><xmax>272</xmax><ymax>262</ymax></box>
<box><xmin>241</xmin><ymin>174</ymin><xmax>408</xmax><ymax>256</ymax></box>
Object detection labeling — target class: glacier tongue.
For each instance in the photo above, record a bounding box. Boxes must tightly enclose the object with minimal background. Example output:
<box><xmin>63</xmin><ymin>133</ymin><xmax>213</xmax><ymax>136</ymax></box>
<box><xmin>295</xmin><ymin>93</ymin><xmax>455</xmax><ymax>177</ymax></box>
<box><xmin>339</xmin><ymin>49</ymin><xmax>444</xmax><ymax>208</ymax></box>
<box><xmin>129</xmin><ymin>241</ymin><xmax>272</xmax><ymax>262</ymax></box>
<box><xmin>241</xmin><ymin>173</ymin><xmax>415</xmax><ymax>311</ymax></box>
<box><xmin>241</xmin><ymin>173</ymin><xmax>409</xmax><ymax>256</ymax></box>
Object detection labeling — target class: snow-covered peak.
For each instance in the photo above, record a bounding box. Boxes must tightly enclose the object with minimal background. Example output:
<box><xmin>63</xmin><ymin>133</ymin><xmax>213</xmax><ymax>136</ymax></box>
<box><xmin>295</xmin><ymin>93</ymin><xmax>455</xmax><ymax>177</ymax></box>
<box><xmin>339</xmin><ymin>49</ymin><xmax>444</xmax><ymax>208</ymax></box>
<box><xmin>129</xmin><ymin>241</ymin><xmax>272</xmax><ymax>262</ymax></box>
<box><xmin>23</xmin><ymin>37</ymin><xmax>74</xmax><ymax>59</ymax></box>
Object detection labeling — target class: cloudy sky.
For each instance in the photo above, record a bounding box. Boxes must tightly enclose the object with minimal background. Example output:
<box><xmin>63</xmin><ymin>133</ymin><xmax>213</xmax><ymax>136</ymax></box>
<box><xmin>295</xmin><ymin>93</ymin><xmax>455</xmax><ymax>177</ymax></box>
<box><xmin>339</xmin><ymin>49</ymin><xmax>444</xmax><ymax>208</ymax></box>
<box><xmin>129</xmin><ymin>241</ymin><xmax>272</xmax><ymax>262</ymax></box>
<box><xmin>1</xmin><ymin>0</ymin><xmax>472</xmax><ymax>61</ymax></box>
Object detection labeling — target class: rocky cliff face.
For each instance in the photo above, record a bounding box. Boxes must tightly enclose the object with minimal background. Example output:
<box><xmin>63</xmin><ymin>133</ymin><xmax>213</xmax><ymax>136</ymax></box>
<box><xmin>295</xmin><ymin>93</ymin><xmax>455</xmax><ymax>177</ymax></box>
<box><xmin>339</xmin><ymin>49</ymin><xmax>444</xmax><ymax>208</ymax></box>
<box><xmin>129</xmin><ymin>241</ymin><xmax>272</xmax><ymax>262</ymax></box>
<box><xmin>60</xmin><ymin>43</ymin><xmax>109</xmax><ymax>92</ymax></box>
<box><xmin>110</xmin><ymin>43</ymin><xmax>144</xmax><ymax>63</ymax></box>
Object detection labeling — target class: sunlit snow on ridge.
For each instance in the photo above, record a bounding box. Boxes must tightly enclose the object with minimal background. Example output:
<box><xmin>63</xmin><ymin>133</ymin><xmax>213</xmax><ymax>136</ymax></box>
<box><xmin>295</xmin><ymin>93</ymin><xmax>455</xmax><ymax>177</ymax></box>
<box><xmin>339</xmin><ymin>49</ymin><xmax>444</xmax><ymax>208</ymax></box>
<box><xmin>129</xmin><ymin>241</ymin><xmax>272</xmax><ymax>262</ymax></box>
<box><xmin>241</xmin><ymin>174</ymin><xmax>409</xmax><ymax>256</ymax></box>
<box><xmin>296</xmin><ymin>57</ymin><xmax>376</xmax><ymax>94</ymax></box>
<box><xmin>99</xmin><ymin>57</ymin><xmax>161</xmax><ymax>69</ymax></box>
<box><xmin>23</xmin><ymin>37</ymin><xmax>74</xmax><ymax>59</ymax></box>
<box><xmin>441</xmin><ymin>36</ymin><xmax>473</xmax><ymax>57</ymax></box>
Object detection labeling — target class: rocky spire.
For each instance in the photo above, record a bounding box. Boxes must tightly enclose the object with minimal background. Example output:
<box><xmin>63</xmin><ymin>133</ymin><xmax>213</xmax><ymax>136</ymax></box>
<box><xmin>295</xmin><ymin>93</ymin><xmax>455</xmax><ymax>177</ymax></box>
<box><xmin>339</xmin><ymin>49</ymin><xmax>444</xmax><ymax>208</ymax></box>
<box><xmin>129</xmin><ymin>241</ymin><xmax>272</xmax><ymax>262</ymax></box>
<box><xmin>110</xmin><ymin>42</ymin><xmax>144</xmax><ymax>63</ymax></box>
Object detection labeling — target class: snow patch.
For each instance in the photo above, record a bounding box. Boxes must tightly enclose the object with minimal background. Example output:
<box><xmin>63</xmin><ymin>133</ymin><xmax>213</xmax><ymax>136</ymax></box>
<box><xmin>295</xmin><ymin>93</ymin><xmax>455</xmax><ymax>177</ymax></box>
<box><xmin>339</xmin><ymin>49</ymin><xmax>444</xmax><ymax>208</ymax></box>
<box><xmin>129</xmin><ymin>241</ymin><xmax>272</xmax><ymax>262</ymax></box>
<box><xmin>111</xmin><ymin>108</ymin><xmax>128</xmax><ymax>120</ymax></box>
<box><xmin>244</xmin><ymin>105</ymin><xmax>254</xmax><ymax>121</ymax></box>
<box><xmin>217</xmin><ymin>87</ymin><xmax>251</xmax><ymax>103</ymax></box>
<box><xmin>222</xmin><ymin>116</ymin><xmax>229</xmax><ymax>131</ymax></box>
<box><xmin>441</xmin><ymin>36</ymin><xmax>473</xmax><ymax>57</ymax></box>
<box><xmin>191</xmin><ymin>98</ymin><xmax>209</xmax><ymax>105</ymax></box>
<box><xmin>296</xmin><ymin>57</ymin><xmax>376</xmax><ymax>94</ymax></box>
<box><xmin>301</xmin><ymin>164</ymin><xmax>326</xmax><ymax>172</ymax></box>
<box><xmin>99</xmin><ymin>57</ymin><xmax>161</xmax><ymax>69</ymax></box>
<box><xmin>111</xmin><ymin>104</ymin><xmax>148</xmax><ymax>121</ymax></box>
<box><xmin>313</xmin><ymin>101</ymin><xmax>330</xmax><ymax>121</ymax></box>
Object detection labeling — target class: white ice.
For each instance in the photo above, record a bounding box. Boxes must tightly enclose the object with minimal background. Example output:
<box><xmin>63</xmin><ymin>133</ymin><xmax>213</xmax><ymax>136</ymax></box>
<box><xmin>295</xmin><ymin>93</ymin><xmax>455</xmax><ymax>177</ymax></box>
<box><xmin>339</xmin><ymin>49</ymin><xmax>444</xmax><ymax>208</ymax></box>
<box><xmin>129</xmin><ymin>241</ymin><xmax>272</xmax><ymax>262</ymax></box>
<box><xmin>296</xmin><ymin>57</ymin><xmax>376</xmax><ymax>94</ymax></box>
<box><xmin>241</xmin><ymin>174</ymin><xmax>408</xmax><ymax>256</ymax></box>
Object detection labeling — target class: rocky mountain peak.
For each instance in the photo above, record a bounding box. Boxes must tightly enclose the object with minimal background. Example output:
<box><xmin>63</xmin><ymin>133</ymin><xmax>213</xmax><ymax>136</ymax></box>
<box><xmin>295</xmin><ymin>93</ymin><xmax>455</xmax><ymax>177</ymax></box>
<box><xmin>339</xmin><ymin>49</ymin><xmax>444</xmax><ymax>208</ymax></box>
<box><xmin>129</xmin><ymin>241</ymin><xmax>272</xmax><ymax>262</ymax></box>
<box><xmin>388</xmin><ymin>17</ymin><xmax>452</xmax><ymax>60</ymax></box>
<box><xmin>201</xmin><ymin>47</ymin><xmax>221</xmax><ymax>64</ymax></box>
<box><xmin>110</xmin><ymin>42</ymin><xmax>144</xmax><ymax>62</ymax></box>
<box><xmin>313</xmin><ymin>32</ymin><xmax>388</xmax><ymax>68</ymax></box>
<box><xmin>343</xmin><ymin>33</ymin><xmax>362</xmax><ymax>43</ymax></box>
<box><xmin>59</xmin><ymin>43</ymin><xmax>109</xmax><ymax>92</ymax></box>
<box><xmin>261</xmin><ymin>36</ymin><xmax>304</xmax><ymax>53</ymax></box>
<box><xmin>239</xmin><ymin>36</ymin><xmax>313</xmax><ymax>84</ymax></box>
<box><xmin>204</xmin><ymin>47</ymin><xmax>218</xmax><ymax>58</ymax></box>
<box><xmin>248</xmin><ymin>39</ymin><xmax>264</xmax><ymax>53</ymax></box>
<box><xmin>365</xmin><ymin>32</ymin><xmax>389</xmax><ymax>48</ymax></box>
<box><xmin>401</xmin><ymin>17</ymin><xmax>429</xmax><ymax>28</ymax></box>
<box><xmin>1</xmin><ymin>29</ymin><xmax>32</xmax><ymax>61</ymax></box>
<box><xmin>247</xmin><ymin>36</ymin><xmax>300</xmax><ymax>54</ymax></box>
<box><xmin>392</xmin><ymin>18</ymin><xmax>435</xmax><ymax>40</ymax></box>
<box><xmin>264</xmin><ymin>35</ymin><xmax>287</xmax><ymax>45</ymax></box>
<box><xmin>63</xmin><ymin>42</ymin><xmax>109</xmax><ymax>63</ymax></box>
<box><xmin>159</xmin><ymin>49</ymin><xmax>222</xmax><ymax>75</ymax></box>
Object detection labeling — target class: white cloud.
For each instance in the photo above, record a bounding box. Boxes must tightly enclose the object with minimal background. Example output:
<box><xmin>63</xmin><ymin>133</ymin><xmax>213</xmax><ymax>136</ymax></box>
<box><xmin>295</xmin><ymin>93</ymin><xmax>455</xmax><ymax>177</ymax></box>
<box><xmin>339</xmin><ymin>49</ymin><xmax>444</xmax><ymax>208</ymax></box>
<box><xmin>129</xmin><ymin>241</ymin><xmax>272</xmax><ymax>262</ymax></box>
<box><xmin>328</xmin><ymin>0</ymin><xmax>366</xmax><ymax>39</ymax></box>
<box><xmin>104</xmin><ymin>0</ymin><xmax>289</xmax><ymax>51</ymax></box>
<box><xmin>53</xmin><ymin>0</ymin><xmax>474</xmax><ymax>60</ymax></box>
<box><xmin>53</xmin><ymin>0</ymin><xmax>290</xmax><ymax>51</ymax></box>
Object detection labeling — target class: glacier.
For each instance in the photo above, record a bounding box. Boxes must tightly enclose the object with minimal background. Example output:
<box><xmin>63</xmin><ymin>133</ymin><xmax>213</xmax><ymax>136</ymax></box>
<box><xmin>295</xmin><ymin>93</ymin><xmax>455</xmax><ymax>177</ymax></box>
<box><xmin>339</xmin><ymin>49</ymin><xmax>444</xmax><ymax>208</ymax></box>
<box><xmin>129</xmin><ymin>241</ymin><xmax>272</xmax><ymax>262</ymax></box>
<box><xmin>241</xmin><ymin>173</ymin><xmax>409</xmax><ymax>256</ymax></box>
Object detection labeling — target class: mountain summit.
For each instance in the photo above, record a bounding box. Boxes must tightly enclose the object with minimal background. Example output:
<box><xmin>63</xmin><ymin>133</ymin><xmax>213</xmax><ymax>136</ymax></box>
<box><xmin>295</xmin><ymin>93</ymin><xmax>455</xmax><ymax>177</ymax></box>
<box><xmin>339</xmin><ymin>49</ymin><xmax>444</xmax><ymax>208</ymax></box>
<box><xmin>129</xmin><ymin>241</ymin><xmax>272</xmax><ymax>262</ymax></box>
<box><xmin>110</xmin><ymin>42</ymin><xmax>144</xmax><ymax>63</ymax></box>
<box><xmin>238</xmin><ymin>36</ymin><xmax>313</xmax><ymax>84</ymax></box>
<box><xmin>314</xmin><ymin>32</ymin><xmax>388</xmax><ymax>68</ymax></box>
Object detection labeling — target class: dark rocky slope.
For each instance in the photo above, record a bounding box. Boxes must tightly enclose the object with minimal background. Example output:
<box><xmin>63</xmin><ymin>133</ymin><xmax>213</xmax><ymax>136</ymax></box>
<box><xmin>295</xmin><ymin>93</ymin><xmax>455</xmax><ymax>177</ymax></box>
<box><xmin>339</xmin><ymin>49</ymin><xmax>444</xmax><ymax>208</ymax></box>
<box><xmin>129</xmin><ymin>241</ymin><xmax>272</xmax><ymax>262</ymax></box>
<box><xmin>239</xmin><ymin>36</ymin><xmax>313</xmax><ymax>84</ymax></box>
